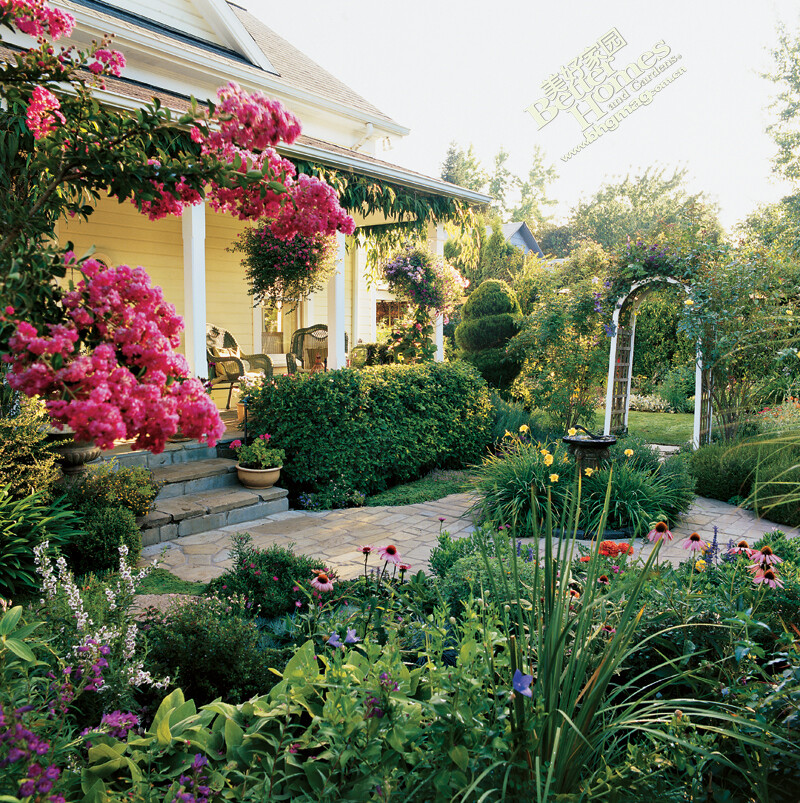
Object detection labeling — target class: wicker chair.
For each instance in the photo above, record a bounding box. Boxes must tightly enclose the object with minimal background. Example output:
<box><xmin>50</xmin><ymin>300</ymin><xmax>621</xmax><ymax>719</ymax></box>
<box><xmin>286</xmin><ymin>325</ymin><xmax>348</xmax><ymax>374</ymax></box>
<box><xmin>206</xmin><ymin>324</ymin><xmax>273</xmax><ymax>409</ymax></box>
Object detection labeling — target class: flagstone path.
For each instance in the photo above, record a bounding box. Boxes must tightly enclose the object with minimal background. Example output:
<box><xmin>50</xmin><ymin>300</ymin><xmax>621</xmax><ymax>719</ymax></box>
<box><xmin>139</xmin><ymin>493</ymin><xmax>800</xmax><ymax>583</ymax></box>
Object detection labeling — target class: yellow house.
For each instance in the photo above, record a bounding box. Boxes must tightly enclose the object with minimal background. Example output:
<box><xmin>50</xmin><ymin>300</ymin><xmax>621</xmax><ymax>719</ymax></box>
<box><xmin>43</xmin><ymin>0</ymin><xmax>490</xmax><ymax>406</ymax></box>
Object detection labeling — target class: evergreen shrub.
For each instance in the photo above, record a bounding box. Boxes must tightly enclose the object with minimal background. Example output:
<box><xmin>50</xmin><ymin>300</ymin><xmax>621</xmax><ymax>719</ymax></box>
<box><xmin>246</xmin><ymin>361</ymin><xmax>492</xmax><ymax>498</ymax></box>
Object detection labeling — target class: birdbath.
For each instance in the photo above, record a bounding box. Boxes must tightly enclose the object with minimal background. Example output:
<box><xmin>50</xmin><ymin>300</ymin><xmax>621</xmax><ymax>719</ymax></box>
<box><xmin>562</xmin><ymin>426</ymin><xmax>617</xmax><ymax>471</ymax></box>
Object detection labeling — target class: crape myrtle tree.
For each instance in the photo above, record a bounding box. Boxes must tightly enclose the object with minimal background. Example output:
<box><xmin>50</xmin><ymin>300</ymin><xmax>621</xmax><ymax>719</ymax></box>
<box><xmin>0</xmin><ymin>0</ymin><xmax>354</xmax><ymax>453</ymax></box>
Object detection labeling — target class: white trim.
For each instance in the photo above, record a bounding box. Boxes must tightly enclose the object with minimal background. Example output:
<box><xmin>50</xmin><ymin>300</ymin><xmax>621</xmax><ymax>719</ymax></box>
<box><xmin>182</xmin><ymin>202</ymin><xmax>206</xmax><ymax>377</ymax></box>
<box><xmin>327</xmin><ymin>233</ymin><xmax>347</xmax><ymax>369</ymax></box>
<box><xmin>252</xmin><ymin>303</ymin><xmax>261</xmax><ymax>356</ymax></box>
<box><xmin>280</xmin><ymin>141</ymin><xmax>492</xmax><ymax>205</ymax></box>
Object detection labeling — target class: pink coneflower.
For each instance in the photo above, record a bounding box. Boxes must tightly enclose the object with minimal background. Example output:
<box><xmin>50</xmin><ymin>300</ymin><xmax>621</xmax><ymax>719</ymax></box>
<box><xmin>727</xmin><ymin>540</ymin><xmax>752</xmax><ymax>557</ymax></box>
<box><xmin>378</xmin><ymin>544</ymin><xmax>401</xmax><ymax>564</ymax></box>
<box><xmin>750</xmin><ymin>545</ymin><xmax>783</xmax><ymax>567</ymax></box>
<box><xmin>310</xmin><ymin>572</ymin><xmax>334</xmax><ymax>592</ymax></box>
<box><xmin>358</xmin><ymin>545</ymin><xmax>373</xmax><ymax>555</ymax></box>
<box><xmin>752</xmin><ymin>567</ymin><xmax>784</xmax><ymax>589</ymax></box>
<box><xmin>647</xmin><ymin>522</ymin><xmax>673</xmax><ymax>543</ymax></box>
<box><xmin>597</xmin><ymin>575</ymin><xmax>611</xmax><ymax>585</ymax></box>
<box><xmin>682</xmin><ymin>532</ymin><xmax>706</xmax><ymax>551</ymax></box>
<box><xmin>399</xmin><ymin>563</ymin><xmax>411</xmax><ymax>572</ymax></box>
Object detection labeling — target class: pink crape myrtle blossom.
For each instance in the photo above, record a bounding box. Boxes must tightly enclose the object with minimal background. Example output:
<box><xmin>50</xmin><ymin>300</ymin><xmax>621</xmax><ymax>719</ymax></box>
<box><xmin>0</xmin><ymin>0</ymin><xmax>75</xmax><ymax>40</ymax></box>
<box><xmin>25</xmin><ymin>85</ymin><xmax>65</xmax><ymax>139</ymax></box>
<box><xmin>3</xmin><ymin>258</ymin><xmax>224</xmax><ymax>453</ymax></box>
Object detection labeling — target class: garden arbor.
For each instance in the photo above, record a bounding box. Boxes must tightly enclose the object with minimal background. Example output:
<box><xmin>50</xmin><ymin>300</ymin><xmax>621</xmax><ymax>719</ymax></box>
<box><xmin>602</xmin><ymin>278</ymin><xmax>712</xmax><ymax>448</ymax></box>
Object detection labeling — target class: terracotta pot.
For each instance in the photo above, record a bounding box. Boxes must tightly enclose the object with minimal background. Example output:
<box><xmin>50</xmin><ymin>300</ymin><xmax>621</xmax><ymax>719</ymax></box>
<box><xmin>236</xmin><ymin>464</ymin><xmax>281</xmax><ymax>489</ymax></box>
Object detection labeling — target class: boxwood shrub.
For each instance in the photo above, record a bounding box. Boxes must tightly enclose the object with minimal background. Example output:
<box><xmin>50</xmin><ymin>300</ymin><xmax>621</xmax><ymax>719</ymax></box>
<box><xmin>246</xmin><ymin>361</ymin><xmax>492</xmax><ymax>499</ymax></box>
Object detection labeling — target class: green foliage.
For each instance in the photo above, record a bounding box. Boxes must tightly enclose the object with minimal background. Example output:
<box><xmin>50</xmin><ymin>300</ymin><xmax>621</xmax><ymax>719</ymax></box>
<box><xmin>569</xmin><ymin>166</ymin><xmax>722</xmax><ymax>250</ymax></box>
<box><xmin>489</xmin><ymin>394</ymin><xmax>551</xmax><ymax>444</ymax></box>
<box><xmin>135</xmin><ymin>568</ymin><xmax>206</xmax><ymax>596</ymax></box>
<box><xmin>64</xmin><ymin>505</ymin><xmax>141</xmax><ymax>576</ymax></box>
<box><xmin>141</xmin><ymin>596</ymin><xmax>282</xmax><ymax>704</ymax></box>
<box><xmin>364</xmin><ymin>469</ymin><xmax>470</xmax><ymax>507</ymax></box>
<box><xmin>471</xmin><ymin>436</ymin><xmax>693</xmax><ymax>537</ymax></box>
<box><xmin>765</xmin><ymin>26</ymin><xmax>800</xmax><ymax>184</ymax></box>
<box><xmin>233</xmin><ymin>437</ymin><xmax>285</xmax><ymax>469</ymax></box>
<box><xmin>230</xmin><ymin>224</ymin><xmax>336</xmax><ymax>311</ymax></box>
<box><xmin>461</xmin><ymin>277</ymin><xmax>521</xmax><ymax>319</ymax></box>
<box><xmin>657</xmin><ymin>364</ymin><xmax>696</xmax><ymax>414</ymax></box>
<box><xmin>631</xmin><ymin>290</ymin><xmax>695</xmax><ymax>383</ymax></box>
<box><xmin>61</xmin><ymin>460</ymin><xmax>159</xmax><ymax>518</ymax></box>
<box><xmin>455</xmin><ymin>279</ymin><xmax>522</xmax><ymax>391</ymax></box>
<box><xmin>0</xmin><ymin>396</ymin><xmax>59</xmax><ymax>501</ymax></box>
<box><xmin>752</xmin><ymin>450</ymin><xmax>800</xmax><ymax>527</ymax></box>
<box><xmin>509</xmin><ymin>244</ymin><xmax>612</xmax><ymax>430</ymax></box>
<box><xmin>246</xmin><ymin>362</ymin><xmax>493</xmax><ymax>499</ymax></box>
<box><xmin>689</xmin><ymin>442</ymin><xmax>757</xmax><ymax>503</ymax></box>
<box><xmin>0</xmin><ymin>486</ymin><xmax>82</xmax><ymax>598</ymax></box>
<box><xmin>439</xmin><ymin>141</ymin><xmax>488</xmax><ymax>191</ymax></box>
<box><xmin>427</xmin><ymin>527</ymin><xmax>489</xmax><ymax>579</ymax></box>
<box><xmin>207</xmin><ymin>533</ymin><xmax>324</xmax><ymax>619</ymax></box>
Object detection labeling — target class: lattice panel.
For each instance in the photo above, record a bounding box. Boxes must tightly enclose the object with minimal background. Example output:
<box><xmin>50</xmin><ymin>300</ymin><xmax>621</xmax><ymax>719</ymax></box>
<box><xmin>699</xmin><ymin>371</ymin><xmax>713</xmax><ymax>445</ymax></box>
<box><xmin>608</xmin><ymin>328</ymin><xmax>632</xmax><ymax>434</ymax></box>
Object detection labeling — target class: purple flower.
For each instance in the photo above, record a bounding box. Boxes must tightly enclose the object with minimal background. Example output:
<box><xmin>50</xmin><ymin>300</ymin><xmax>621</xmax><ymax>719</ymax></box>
<box><xmin>327</xmin><ymin>633</ymin><xmax>342</xmax><ymax>648</ymax></box>
<box><xmin>344</xmin><ymin>628</ymin><xmax>359</xmax><ymax>644</ymax></box>
<box><xmin>512</xmin><ymin>669</ymin><xmax>533</xmax><ymax>698</ymax></box>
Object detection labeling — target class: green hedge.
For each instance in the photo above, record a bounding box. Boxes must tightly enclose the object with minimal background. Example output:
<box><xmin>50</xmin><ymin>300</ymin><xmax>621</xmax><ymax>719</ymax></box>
<box><xmin>246</xmin><ymin>362</ymin><xmax>492</xmax><ymax>498</ymax></box>
<box><xmin>455</xmin><ymin>314</ymin><xmax>518</xmax><ymax>352</ymax></box>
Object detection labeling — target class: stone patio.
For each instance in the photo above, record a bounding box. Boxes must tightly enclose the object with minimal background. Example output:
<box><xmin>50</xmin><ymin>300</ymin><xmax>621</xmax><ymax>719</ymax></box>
<box><xmin>139</xmin><ymin>493</ymin><xmax>800</xmax><ymax>583</ymax></box>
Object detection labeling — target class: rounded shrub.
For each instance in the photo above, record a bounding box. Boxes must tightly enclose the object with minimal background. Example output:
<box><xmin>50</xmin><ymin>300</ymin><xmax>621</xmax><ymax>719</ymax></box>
<box><xmin>65</xmin><ymin>506</ymin><xmax>141</xmax><ymax>575</ymax></box>
<box><xmin>141</xmin><ymin>597</ymin><xmax>283</xmax><ymax>704</ymax></box>
<box><xmin>461</xmin><ymin>279</ymin><xmax>521</xmax><ymax>319</ymax></box>
<box><xmin>455</xmin><ymin>279</ymin><xmax>522</xmax><ymax>391</ymax></box>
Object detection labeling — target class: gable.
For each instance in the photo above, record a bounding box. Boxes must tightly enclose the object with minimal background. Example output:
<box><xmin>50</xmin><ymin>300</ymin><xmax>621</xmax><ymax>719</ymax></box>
<box><xmin>74</xmin><ymin>0</ymin><xmax>276</xmax><ymax>72</ymax></box>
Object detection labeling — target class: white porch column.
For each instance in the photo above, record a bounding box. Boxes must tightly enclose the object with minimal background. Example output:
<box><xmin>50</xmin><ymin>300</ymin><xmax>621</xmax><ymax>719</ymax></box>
<box><xmin>182</xmin><ymin>202</ymin><xmax>206</xmax><ymax>377</ymax></box>
<box><xmin>327</xmin><ymin>233</ymin><xmax>347</xmax><ymax>369</ymax></box>
<box><xmin>252</xmin><ymin>304</ymin><xmax>261</xmax><ymax>354</ymax></box>
<box><xmin>428</xmin><ymin>222</ymin><xmax>447</xmax><ymax>362</ymax></box>
<box><xmin>352</xmin><ymin>241</ymin><xmax>369</xmax><ymax>346</ymax></box>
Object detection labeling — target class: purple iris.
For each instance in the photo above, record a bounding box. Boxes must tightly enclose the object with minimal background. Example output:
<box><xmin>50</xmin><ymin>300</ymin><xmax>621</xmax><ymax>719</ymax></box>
<box><xmin>512</xmin><ymin>669</ymin><xmax>533</xmax><ymax>698</ymax></box>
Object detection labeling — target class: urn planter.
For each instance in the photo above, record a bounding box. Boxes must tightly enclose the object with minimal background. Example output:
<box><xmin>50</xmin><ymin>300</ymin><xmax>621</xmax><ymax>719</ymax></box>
<box><xmin>236</xmin><ymin>464</ymin><xmax>281</xmax><ymax>489</ymax></box>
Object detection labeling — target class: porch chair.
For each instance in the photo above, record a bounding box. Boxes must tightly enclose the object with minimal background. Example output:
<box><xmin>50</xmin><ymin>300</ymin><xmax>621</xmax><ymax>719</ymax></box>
<box><xmin>285</xmin><ymin>325</ymin><xmax>348</xmax><ymax>374</ymax></box>
<box><xmin>206</xmin><ymin>324</ymin><xmax>273</xmax><ymax>409</ymax></box>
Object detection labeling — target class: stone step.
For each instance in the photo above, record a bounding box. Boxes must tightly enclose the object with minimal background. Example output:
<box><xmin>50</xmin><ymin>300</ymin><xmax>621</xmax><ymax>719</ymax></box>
<box><xmin>140</xmin><ymin>486</ymin><xmax>289</xmax><ymax>546</ymax></box>
<box><xmin>100</xmin><ymin>441</ymin><xmax>222</xmax><ymax>470</ymax></box>
<box><xmin>152</xmin><ymin>458</ymin><xmax>240</xmax><ymax>499</ymax></box>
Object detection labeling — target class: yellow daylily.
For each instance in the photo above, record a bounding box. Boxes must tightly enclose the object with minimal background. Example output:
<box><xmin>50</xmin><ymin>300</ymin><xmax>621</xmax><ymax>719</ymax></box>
<box><xmin>540</xmin><ymin>448</ymin><xmax>550</xmax><ymax>457</ymax></box>
<box><xmin>549</xmin><ymin>473</ymin><xmax>559</xmax><ymax>483</ymax></box>
<box><xmin>519</xmin><ymin>424</ymin><xmax>530</xmax><ymax>433</ymax></box>
<box><xmin>504</xmin><ymin>430</ymin><xmax>513</xmax><ymax>438</ymax></box>
<box><xmin>584</xmin><ymin>467</ymin><xmax>594</xmax><ymax>476</ymax></box>
<box><xmin>624</xmin><ymin>448</ymin><xmax>634</xmax><ymax>457</ymax></box>
<box><xmin>544</xmin><ymin>454</ymin><xmax>554</xmax><ymax>466</ymax></box>
<box><xmin>567</xmin><ymin>427</ymin><xmax>577</xmax><ymax>436</ymax></box>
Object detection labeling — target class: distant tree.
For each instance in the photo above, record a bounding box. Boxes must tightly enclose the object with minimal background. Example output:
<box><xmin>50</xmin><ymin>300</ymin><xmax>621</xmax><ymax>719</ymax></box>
<box><xmin>569</xmin><ymin>166</ymin><xmax>722</xmax><ymax>251</ymax></box>
<box><xmin>510</xmin><ymin>145</ymin><xmax>558</xmax><ymax>230</ymax></box>
<box><xmin>736</xmin><ymin>195</ymin><xmax>800</xmax><ymax>257</ymax></box>
<box><xmin>765</xmin><ymin>26</ymin><xmax>800</xmax><ymax>184</ymax></box>
<box><xmin>440</xmin><ymin>142</ymin><xmax>488</xmax><ymax>192</ymax></box>
<box><xmin>488</xmin><ymin>147</ymin><xmax>516</xmax><ymax>213</ymax></box>
<box><xmin>535</xmin><ymin>223</ymin><xmax>582</xmax><ymax>258</ymax></box>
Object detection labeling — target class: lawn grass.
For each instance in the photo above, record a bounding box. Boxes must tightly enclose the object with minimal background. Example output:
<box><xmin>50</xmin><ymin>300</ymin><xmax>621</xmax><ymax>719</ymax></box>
<box><xmin>136</xmin><ymin>567</ymin><xmax>206</xmax><ymax>595</ymax></box>
<box><xmin>364</xmin><ymin>469</ymin><xmax>474</xmax><ymax>507</ymax></box>
<box><xmin>618</xmin><ymin>410</ymin><xmax>694</xmax><ymax>446</ymax></box>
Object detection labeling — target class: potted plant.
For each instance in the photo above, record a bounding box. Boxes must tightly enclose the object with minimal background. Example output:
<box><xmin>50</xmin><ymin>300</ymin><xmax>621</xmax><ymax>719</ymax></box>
<box><xmin>230</xmin><ymin>434</ymin><xmax>286</xmax><ymax>489</ymax></box>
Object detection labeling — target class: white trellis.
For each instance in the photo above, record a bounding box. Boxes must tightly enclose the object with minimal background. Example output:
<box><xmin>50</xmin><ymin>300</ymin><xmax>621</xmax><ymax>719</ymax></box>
<box><xmin>602</xmin><ymin>277</ymin><xmax>712</xmax><ymax>448</ymax></box>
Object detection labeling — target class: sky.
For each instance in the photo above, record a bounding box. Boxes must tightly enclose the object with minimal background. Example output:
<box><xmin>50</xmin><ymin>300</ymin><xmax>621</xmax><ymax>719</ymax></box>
<box><xmin>246</xmin><ymin>0</ymin><xmax>800</xmax><ymax>231</ymax></box>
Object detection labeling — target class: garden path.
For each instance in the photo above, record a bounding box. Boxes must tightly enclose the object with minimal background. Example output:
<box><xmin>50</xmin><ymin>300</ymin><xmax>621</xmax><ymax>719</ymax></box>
<box><xmin>138</xmin><ymin>494</ymin><xmax>800</xmax><ymax>582</ymax></box>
